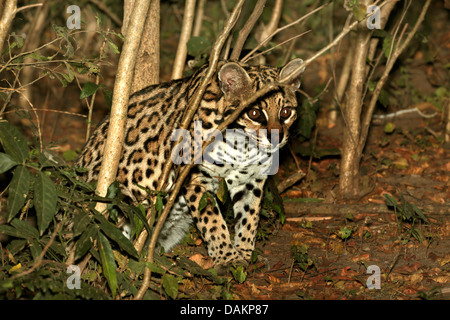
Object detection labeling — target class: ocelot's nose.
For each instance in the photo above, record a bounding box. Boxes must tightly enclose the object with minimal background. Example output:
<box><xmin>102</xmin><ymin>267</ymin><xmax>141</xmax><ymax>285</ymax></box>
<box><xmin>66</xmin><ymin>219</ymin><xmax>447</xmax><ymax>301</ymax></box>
<box><xmin>267</xmin><ymin>124</ymin><xmax>283</xmax><ymax>147</ymax></box>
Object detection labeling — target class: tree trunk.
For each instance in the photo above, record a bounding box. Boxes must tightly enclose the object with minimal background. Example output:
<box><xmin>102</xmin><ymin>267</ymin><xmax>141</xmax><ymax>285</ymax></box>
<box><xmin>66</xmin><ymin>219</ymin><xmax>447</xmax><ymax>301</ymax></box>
<box><xmin>338</xmin><ymin>0</ymin><xmax>431</xmax><ymax>199</ymax></box>
<box><xmin>339</xmin><ymin>23</ymin><xmax>371</xmax><ymax>199</ymax></box>
<box><xmin>94</xmin><ymin>0</ymin><xmax>152</xmax><ymax>213</ymax></box>
<box><xmin>0</xmin><ymin>0</ymin><xmax>17</xmax><ymax>54</ymax></box>
<box><xmin>131</xmin><ymin>0</ymin><xmax>160</xmax><ymax>91</ymax></box>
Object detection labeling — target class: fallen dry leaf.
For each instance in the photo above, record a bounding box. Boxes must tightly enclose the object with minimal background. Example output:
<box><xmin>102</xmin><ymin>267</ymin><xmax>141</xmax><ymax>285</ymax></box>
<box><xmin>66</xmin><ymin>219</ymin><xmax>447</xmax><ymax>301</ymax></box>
<box><xmin>433</xmin><ymin>275</ymin><xmax>450</xmax><ymax>284</ymax></box>
<box><xmin>189</xmin><ymin>253</ymin><xmax>214</xmax><ymax>269</ymax></box>
<box><xmin>437</xmin><ymin>254</ymin><xmax>450</xmax><ymax>267</ymax></box>
<box><xmin>409</xmin><ymin>272</ymin><xmax>424</xmax><ymax>285</ymax></box>
<box><xmin>349</xmin><ymin>253</ymin><xmax>370</xmax><ymax>263</ymax></box>
<box><xmin>267</xmin><ymin>275</ymin><xmax>281</xmax><ymax>284</ymax></box>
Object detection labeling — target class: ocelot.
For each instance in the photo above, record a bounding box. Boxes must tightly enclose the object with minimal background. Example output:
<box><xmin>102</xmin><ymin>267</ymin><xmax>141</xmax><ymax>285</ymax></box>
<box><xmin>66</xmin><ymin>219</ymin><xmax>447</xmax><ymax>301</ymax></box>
<box><xmin>76</xmin><ymin>59</ymin><xmax>305</xmax><ymax>271</ymax></box>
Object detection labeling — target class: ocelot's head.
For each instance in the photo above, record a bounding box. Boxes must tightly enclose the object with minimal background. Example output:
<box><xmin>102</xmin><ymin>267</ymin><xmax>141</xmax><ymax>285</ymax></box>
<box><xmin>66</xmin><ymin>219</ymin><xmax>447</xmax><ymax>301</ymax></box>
<box><xmin>217</xmin><ymin>58</ymin><xmax>305</xmax><ymax>151</ymax></box>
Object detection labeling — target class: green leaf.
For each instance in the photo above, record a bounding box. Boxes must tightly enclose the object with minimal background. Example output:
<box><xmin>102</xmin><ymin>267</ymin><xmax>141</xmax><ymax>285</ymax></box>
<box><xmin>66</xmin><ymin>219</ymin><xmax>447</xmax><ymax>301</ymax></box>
<box><xmin>291</xmin><ymin>243</ymin><xmax>313</xmax><ymax>271</ymax></box>
<box><xmin>198</xmin><ymin>193</ymin><xmax>208</xmax><ymax>213</ymax></box>
<box><xmin>10</xmin><ymin>218</ymin><xmax>39</xmax><ymax>239</ymax></box>
<box><xmin>75</xmin><ymin>225</ymin><xmax>98</xmax><ymax>260</ymax></box>
<box><xmin>145</xmin><ymin>262</ymin><xmax>166</xmax><ymax>275</ymax></box>
<box><xmin>94</xmin><ymin>213</ymin><xmax>138</xmax><ymax>258</ymax></box>
<box><xmin>353</xmin><ymin>4</ymin><xmax>366</xmax><ymax>21</ymax></box>
<box><xmin>216</xmin><ymin>178</ymin><xmax>228</xmax><ymax>203</ymax></box>
<box><xmin>72</xmin><ymin>211</ymin><xmax>91</xmax><ymax>236</ymax></box>
<box><xmin>101</xmin><ymin>87</ymin><xmax>113</xmax><ymax>109</ymax></box>
<box><xmin>34</xmin><ymin>171</ymin><xmax>58</xmax><ymax>235</ymax></box>
<box><xmin>30</xmin><ymin>52</ymin><xmax>50</xmax><ymax>61</ymax></box>
<box><xmin>29</xmin><ymin>239</ymin><xmax>42</xmax><ymax>263</ymax></box>
<box><xmin>378</xmin><ymin>89</ymin><xmax>389</xmax><ymax>108</ymax></box>
<box><xmin>162</xmin><ymin>273</ymin><xmax>178</xmax><ymax>299</ymax></box>
<box><xmin>0</xmin><ymin>120</ymin><xmax>28</xmax><ymax>162</ymax></box>
<box><xmin>80</xmin><ymin>81</ymin><xmax>100</xmax><ymax>99</ymax></box>
<box><xmin>198</xmin><ymin>192</ymin><xmax>215</xmax><ymax>213</ymax></box>
<box><xmin>63</xmin><ymin>61</ymin><xmax>75</xmax><ymax>83</ymax></box>
<box><xmin>338</xmin><ymin>226</ymin><xmax>353</xmax><ymax>240</ymax></box>
<box><xmin>383</xmin><ymin>36</ymin><xmax>393</xmax><ymax>59</ymax></box>
<box><xmin>384</xmin><ymin>122</ymin><xmax>395</xmax><ymax>134</ymax></box>
<box><xmin>230</xmin><ymin>265</ymin><xmax>247</xmax><ymax>284</ymax></box>
<box><xmin>108</xmin><ymin>40</ymin><xmax>120</xmax><ymax>54</ymax></box>
<box><xmin>0</xmin><ymin>225</ymin><xmax>25</xmax><ymax>238</ymax></box>
<box><xmin>410</xmin><ymin>203</ymin><xmax>428</xmax><ymax>223</ymax></box>
<box><xmin>383</xmin><ymin>193</ymin><xmax>398</xmax><ymax>207</ymax></box>
<box><xmin>155</xmin><ymin>193</ymin><xmax>164</xmax><ymax>214</ymax></box>
<box><xmin>62</xmin><ymin>150</ymin><xmax>78</xmax><ymax>162</ymax></box>
<box><xmin>7</xmin><ymin>165</ymin><xmax>31</xmax><ymax>222</ymax></box>
<box><xmin>0</xmin><ymin>152</ymin><xmax>18</xmax><ymax>174</ymax></box>
<box><xmin>106</xmin><ymin>181</ymin><xmax>120</xmax><ymax>222</ymax></box>
<box><xmin>38</xmin><ymin>150</ymin><xmax>65</xmax><ymax>168</ymax></box>
<box><xmin>98</xmin><ymin>232</ymin><xmax>118</xmax><ymax>297</ymax></box>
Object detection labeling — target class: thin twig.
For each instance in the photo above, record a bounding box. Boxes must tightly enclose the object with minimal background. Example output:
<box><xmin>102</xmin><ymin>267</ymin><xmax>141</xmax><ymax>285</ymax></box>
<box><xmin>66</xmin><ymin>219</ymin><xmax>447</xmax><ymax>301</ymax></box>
<box><xmin>10</xmin><ymin>222</ymin><xmax>62</xmax><ymax>280</ymax></box>
<box><xmin>192</xmin><ymin>0</ymin><xmax>206</xmax><ymax>37</ymax></box>
<box><xmin>14</xmin><ymin>3</ymin><xmax>43</xmax><ymax>14</ymax></box>
<box><xmin>89</xmin><ymin>0</ymin><xmax>122</xmax><ymax>26</ymax></box>
<box><xmin>229</xmin><ymin>0</ymin><xmax>266</xmax><ymax>61</ymax></box>
<box><xmin>248</xmin><ymin>30</ymin><xmax>311</xmax><ymax>63</ymax></box>
<box><xmin>358</xmin><ymin>0</ymin><xmax>432</xmax><ymax>156</ymax></box>
<box><xmin>134</xmin><ymin>0</ymin><xmax>246</xmax><ymax>300</ymax></box>
<box><xmin>277</xmin><ymin>170</ymin><xmax>306</xmax><ymax>194</ymax></box>
<box><xmin>86</xmin><ymin>34</ymin><xmax>108</xmax><ymax>141</ymax></box>
<box><xmin>172</xmin><ymin>0</ymin><xmax>197</xmax><ymax>80</ymax></box>
<box><xmin>242</xmin><ymin>2</ymin><xmax>331</xmax><ymax>63</ymax></box>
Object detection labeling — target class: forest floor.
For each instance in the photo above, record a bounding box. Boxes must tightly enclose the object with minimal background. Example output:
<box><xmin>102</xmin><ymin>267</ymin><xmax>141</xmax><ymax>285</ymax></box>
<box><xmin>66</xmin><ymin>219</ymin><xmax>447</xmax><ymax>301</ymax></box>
<box><xmin>236</xmin><ymin>120</ymin><xmax>450</xmax><ymax>300</ymax></box>
<box><xmin>167</xmin><ymin>115</ymin><xmax>450</xmax><ymax>300</ymax></box>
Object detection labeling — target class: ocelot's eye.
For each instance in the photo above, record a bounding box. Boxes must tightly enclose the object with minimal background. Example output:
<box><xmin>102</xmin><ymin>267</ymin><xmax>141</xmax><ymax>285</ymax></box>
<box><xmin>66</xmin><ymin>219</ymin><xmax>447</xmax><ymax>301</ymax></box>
<box><xmin>280</xmin><ymin>107</ymin><xmax>292</xmax><ymax>120</ymax></box>
<box><xmin>247</xmin><ymin>108</ymin><xmax>265</xmax><ymax>122</ymax></box>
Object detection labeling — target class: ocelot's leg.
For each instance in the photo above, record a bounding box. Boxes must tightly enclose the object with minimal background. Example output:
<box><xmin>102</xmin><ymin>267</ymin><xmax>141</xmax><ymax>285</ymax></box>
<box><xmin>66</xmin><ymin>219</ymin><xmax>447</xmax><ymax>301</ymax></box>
<box><xmin>182</xmin><ymin>173</ymin><xmax>246</xmax><ymax>271</ymax></box>
<box><xmin>228</xmin><ymin>178</ymin><xmax>265</xmax><ymax>260</ymax></box>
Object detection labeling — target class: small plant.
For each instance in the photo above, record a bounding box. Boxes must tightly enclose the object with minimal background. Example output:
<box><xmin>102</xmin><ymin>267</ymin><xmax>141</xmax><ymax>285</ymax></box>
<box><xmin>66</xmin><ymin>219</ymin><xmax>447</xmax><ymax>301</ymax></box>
<box><xmin>337</xmin><ymin>226</ymin><xmax>353</xmax><ymax>240</ymax></box>
<box><xmin>230</xmin><ymin>265</ymin><xmax>247</xmax><ymax>284</ymax></box>
<box><xmin>383</xmin><ymin>190</ymin><xmax>429</xmax><ymax>243</ymax></box>
<box><xmin>291</xmin><ymin>242</ymin><xmax>313</xmax><ymax>271</ymax></box>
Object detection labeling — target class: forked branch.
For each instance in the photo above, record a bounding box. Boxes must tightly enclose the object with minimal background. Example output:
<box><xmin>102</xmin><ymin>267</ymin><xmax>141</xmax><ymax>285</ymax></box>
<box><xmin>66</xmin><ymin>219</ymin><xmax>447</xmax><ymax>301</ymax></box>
<box><xmin>134</xmin><ymin>0</ymin><xmax>246</xmax><ymax>300</ymax></box>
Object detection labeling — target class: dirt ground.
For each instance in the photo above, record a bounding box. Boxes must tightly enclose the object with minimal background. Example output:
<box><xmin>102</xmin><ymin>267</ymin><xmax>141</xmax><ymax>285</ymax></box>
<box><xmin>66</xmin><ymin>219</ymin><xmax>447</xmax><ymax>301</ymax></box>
<box><xmin>161</xmin><ymin>115</ymin><xmax>450</xmax><ymax>300</ymax></box>
<box><xmin>224</xmin><ymin>118</ymin><xmax>449</xmax><ymax>300</ymax></box>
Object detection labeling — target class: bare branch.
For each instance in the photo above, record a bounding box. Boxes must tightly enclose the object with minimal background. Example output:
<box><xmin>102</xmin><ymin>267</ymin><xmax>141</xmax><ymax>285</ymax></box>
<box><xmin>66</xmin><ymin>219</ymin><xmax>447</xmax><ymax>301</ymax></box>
<box><xmin>134</xmin><ymin>0</ymin><xmax>246</xmax><ymax>300</ymax></box>
<box><xmin>255</xmin><ymin>0</ymin><xmax>283</xmax><ymax>47</ymax></box>
<box><xmin>172</xmin><ymin>0</ymin><xmax>196</xmax><ymax>80</ymax></box>
<box><xmin>358</xmin><ymin>0</ymin><xmax>432</xmax><ymax>156</ymax></box>
<box><xmin>242</xmin><ymin>2</ymin><xmax>331</xmax><ymax>63</ymax></box>
<box><xmin>89</xmin><ymin>0</ymin><xmax>122</xmax><ymax>27</ymax></box>
<box><xmin>192</xmin><ymin>0</ymin><xmax>206</xmax><ymax>37</ymax></box>
<box><xmin>229</xmin><ymin>0</ymin><xmax>266</xmax><ymax>61</ymax></box>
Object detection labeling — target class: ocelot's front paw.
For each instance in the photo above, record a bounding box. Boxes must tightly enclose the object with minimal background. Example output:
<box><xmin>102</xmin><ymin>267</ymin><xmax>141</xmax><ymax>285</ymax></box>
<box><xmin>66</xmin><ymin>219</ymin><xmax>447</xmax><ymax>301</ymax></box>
<box><xmin>213</xmin><ymin>251</ymin><xmax>249</xmax><ymax>276</ymax></box>
<box><xmin>214</xmin><ymin>258</ymin><xmax>249</xmax><ymax>276</ymax></box>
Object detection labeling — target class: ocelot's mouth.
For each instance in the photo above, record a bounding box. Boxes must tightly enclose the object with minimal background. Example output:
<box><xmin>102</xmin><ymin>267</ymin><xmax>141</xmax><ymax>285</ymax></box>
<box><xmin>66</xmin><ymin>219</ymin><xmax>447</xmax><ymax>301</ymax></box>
<box><xmin>258</xmin><ymin>138</ymin><xmax>287</xmax><ymax>152</ymax></box>
<box><xmin>252</xmin><ymin>130</ymin><xmax>287</xmax><ymax>149</ymax></box>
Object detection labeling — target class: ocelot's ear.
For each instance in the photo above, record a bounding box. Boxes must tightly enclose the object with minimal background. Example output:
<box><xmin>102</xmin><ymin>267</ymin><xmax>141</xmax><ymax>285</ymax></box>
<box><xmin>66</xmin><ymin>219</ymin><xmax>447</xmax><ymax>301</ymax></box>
<box><xmin>218</xmin><ymin>62</ymin><xmax>252</xmax><ymax>99</ymax></box>
<box><xmin>279</xmin><ymin>58</ymin><xmax>305</xmax><ymax>88</ymax></box>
